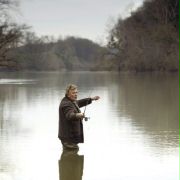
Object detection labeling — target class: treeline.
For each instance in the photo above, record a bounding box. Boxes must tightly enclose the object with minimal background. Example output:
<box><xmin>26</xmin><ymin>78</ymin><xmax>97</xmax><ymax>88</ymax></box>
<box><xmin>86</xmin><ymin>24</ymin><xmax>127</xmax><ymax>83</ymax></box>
<box><xmin>0</xmin><ymin>0</ymin><xmax>105</xmax><ymax>71</ymax></box>
<box><xmin>106</xmin><ymin>0</ymin><xmax>179</xmax><ymax>72</ymax></box>
<box><xmin>0</xmin><ymin>0</ymin><xmax>179</xmax><ymax>72</ymax></box>
<box><xmin>10</xmin><ymin>34</ymin><xmax>105</xmax><ymax>71</ymax></box>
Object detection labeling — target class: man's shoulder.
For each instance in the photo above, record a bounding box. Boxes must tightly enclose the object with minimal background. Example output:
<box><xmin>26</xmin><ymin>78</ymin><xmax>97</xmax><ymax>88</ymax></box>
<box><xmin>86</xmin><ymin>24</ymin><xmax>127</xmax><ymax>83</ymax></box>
<box><xmin>60</xmin><ymin>97</ymin><xmax>72</xmax><ymax>106</ymax></box>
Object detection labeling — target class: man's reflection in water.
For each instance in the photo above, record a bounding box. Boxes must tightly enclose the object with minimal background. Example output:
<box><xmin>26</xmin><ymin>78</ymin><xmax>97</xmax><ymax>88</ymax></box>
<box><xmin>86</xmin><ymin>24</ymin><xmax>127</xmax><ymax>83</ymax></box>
<box><xmin>58</xmin><ymin>149</ymin><xmax>84</xmax><ymax>180</ymax></box>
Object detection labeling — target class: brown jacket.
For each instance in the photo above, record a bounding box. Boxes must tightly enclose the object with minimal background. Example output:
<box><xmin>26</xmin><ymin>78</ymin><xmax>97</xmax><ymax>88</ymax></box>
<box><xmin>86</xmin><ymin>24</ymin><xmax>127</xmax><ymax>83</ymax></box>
<box><xmin>58</xmin><ymin>96</ymin><xmax>92</xmax><ymax>143</ymax></box>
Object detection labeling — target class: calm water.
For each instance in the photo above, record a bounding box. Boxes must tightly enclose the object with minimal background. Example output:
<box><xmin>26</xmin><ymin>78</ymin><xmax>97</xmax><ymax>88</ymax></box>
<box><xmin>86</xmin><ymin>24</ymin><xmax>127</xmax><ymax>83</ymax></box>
<box><xmin>0</xmin><ymin>72</ymin><xmax>179</xmax><ymax>180</ymax></box>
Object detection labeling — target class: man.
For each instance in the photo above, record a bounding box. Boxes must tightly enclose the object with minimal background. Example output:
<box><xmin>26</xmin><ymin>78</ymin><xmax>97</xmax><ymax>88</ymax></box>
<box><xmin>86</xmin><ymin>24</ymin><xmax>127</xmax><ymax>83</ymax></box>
<box><xmin>58</xmin><ymin>84</ymin><xmax>100</xmax><ymax>150</ymax></box>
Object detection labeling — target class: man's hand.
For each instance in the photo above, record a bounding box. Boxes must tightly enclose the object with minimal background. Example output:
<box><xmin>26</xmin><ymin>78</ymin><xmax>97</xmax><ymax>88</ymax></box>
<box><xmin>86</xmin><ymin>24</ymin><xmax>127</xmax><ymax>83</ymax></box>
<box><xmin>76</xmin><ymin>113</ymin><xmax>85</xmax><ymax>119</ymax></box>
<box><xmin>91</xmin><ymin>96</ymin><xmax>100</xmax><ymax>101</ymax></box>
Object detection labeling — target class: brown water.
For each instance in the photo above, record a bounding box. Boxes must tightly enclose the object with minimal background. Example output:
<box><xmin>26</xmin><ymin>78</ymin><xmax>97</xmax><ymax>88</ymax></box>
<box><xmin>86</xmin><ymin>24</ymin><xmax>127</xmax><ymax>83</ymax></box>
<box><xmin>0</xmin><ymin>72</ymin><xmax>179</xmax><ymax>180</ymax></box>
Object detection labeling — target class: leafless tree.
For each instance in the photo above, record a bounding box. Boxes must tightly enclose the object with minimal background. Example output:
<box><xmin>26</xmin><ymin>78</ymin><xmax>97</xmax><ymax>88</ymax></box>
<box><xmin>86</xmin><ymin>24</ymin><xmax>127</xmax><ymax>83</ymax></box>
<box><xmin>0</xmin><ymin>0</ymin><xmax>27</xmax><ymax>69</ymax></box>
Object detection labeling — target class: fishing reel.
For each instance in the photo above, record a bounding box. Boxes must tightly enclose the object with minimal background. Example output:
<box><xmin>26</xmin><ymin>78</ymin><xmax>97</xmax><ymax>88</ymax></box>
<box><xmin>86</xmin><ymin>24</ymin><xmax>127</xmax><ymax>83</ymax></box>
<box><xmin>84</xmin><ymin>116</ymin><xmax>90</xmax><ymax>121</ymax></box>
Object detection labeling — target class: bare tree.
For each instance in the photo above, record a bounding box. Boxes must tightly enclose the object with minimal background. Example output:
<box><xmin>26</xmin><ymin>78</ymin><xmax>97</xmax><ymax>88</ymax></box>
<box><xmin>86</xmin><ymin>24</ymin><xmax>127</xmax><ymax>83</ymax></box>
<box><xmin>0</xmin><ymin>0</ymin><xmax>27</xmax><ymax>69</ymax></box>
<box><xmin>107</xmin><ymin>0</ymin><xmax>179</xmax><ymax>72</ymax></box>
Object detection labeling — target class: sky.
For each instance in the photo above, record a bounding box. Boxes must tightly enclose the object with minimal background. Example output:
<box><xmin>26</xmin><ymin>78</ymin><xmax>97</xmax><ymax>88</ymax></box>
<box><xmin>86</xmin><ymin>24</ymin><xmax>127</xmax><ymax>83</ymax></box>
<box><xmin>17</xmin><ymin>0</ymin><xmax>144</xmax><ymax>44</ymax></box>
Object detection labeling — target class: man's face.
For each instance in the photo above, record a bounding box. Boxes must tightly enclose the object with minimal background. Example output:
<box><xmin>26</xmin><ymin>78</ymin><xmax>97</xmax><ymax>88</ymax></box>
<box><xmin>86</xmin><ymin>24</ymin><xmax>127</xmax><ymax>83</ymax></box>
<box><xmin>67</xmin><ymin>89</ymin><xmax>78</xmax><ymax>101</ymax></box>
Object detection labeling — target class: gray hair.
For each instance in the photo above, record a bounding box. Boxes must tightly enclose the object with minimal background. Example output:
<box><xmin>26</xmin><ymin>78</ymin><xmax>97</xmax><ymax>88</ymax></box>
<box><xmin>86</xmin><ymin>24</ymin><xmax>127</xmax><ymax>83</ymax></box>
<box><xmin>65</xmin><ymin>84</ymin><xmax>77</xmax><ymax>96</ymax></box>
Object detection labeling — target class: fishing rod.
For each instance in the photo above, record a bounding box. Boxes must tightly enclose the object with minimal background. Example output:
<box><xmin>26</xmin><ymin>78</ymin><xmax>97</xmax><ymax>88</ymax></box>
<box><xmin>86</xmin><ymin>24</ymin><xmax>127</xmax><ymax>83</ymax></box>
<box><xmin>83</xmin><ymin>89</ymin><xmax>93</xmax><ymax>121</ymax></box>
<box><xmin>83</xmin><ymin>105</ymin><xmax>89</xmax><ymax>121</ymax></box>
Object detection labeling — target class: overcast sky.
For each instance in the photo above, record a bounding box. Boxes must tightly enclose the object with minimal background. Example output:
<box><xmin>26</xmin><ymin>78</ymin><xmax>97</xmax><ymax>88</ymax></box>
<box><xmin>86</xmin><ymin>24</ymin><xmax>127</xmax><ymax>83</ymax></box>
<box><xmin>18</xmin><ymin>0</ymin><xmax>144</xmax><ymax>44</ymax></box>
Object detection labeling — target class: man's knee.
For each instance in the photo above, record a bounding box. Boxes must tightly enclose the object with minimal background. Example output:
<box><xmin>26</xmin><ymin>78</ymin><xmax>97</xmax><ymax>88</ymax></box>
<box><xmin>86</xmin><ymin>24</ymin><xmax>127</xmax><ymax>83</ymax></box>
<box><xmin>61</xmin><ymin>141</ymin><xmax>79</xmax><ymax>150</ymax></box>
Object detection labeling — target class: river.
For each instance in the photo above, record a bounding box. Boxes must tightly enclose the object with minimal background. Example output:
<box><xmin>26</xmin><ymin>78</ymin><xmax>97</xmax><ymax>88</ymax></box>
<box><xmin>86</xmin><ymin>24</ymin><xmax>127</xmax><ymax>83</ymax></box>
<box><xmin>0</xmin><ymin>71</ymin><xmax>179</xmax><ymax>180</ymax></box>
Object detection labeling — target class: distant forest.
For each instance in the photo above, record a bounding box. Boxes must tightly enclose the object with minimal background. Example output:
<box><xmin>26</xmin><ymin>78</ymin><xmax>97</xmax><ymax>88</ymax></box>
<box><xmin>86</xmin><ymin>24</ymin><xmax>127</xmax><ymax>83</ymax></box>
<box><xmin>0</xmin><ymin>0</ymin><xmax>179</xmax><ymax>72</ymax></box>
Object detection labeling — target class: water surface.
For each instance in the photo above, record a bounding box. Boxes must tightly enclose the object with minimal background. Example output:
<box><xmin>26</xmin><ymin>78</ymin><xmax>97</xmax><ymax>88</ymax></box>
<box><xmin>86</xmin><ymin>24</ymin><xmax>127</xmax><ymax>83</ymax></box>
<box><xmin>0</xmin><ymin>72</ymin><xmax>179</xmax><ymax>180</ymax></box>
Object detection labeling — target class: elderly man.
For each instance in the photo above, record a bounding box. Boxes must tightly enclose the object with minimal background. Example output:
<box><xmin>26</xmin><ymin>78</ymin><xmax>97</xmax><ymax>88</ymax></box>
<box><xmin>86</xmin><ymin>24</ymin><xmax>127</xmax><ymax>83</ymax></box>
<box><xmin>58</xmin><ymin>84</ymin><xmax>100</xmax><ymax>150</ymax></box>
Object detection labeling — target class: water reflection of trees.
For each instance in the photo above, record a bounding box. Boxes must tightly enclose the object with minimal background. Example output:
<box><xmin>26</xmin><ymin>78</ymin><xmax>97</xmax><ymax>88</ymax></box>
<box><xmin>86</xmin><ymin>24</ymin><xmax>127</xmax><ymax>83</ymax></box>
<box><xmin>0</xmin><ymin>72</ymin><xmax>178</xmax><ymax>162</ymax></box>
<box><xmin>108</xmin><ymin>73</ymin><xmax>179</xmax><ymax>150</ymax></box>
<box><xmin>0</xmin><ymin>85</ymin><xmax>21</xmax><ymax>132</ymax></box>
<box><xmin>0</xmin><ymin>71</ymin><xmax>118</xmax><ymax>135</ymax></box>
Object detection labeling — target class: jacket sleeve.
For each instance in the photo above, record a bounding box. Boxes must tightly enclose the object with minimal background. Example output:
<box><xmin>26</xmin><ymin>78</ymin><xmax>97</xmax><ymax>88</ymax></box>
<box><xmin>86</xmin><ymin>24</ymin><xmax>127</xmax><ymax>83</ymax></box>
<box><xmin>77</xmin><ymin>98</ymin><xmax>92</xmax><ymax>108</ymax></box>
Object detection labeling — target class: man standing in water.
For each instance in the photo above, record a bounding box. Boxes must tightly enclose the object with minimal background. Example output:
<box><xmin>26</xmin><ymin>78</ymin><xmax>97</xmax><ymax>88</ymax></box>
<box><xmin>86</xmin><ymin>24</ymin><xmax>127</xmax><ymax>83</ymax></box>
<box><xmin>58</xmin><ymin>84</ymin><xmax>100</xmax><ymax>150</ymax></box>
